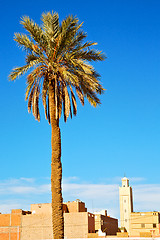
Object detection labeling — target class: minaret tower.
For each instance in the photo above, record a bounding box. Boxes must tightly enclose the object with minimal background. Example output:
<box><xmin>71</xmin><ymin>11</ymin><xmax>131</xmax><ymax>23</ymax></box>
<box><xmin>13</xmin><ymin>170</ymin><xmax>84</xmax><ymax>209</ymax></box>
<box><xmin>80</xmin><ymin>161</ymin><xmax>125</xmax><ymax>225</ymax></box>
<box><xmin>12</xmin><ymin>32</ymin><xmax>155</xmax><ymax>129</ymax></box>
<box><xmin>119</xmin><ymin>177</ymin><xmax>133</xmax><ymax>233</ymax></box>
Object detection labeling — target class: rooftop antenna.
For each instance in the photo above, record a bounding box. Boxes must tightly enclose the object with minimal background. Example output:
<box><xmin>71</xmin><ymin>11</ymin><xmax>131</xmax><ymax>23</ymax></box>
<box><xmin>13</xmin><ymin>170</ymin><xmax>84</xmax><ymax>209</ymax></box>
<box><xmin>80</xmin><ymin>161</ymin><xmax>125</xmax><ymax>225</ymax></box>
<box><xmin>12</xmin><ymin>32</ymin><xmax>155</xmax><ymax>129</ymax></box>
<box><xmin>92</xmin><ymin>200</ymin><xmax>94</xmax><ymax>213</ymax></box>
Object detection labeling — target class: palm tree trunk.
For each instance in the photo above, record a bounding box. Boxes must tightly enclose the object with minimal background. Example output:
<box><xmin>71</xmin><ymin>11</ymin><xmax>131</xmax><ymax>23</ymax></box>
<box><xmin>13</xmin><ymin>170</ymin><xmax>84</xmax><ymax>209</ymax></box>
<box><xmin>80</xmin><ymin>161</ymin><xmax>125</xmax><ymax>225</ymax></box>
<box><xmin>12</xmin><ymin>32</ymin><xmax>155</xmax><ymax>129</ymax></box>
<box><xmin>49</xmin><ymin>79</ymin><xmax>64</xmax><ymax>239</ymax></box>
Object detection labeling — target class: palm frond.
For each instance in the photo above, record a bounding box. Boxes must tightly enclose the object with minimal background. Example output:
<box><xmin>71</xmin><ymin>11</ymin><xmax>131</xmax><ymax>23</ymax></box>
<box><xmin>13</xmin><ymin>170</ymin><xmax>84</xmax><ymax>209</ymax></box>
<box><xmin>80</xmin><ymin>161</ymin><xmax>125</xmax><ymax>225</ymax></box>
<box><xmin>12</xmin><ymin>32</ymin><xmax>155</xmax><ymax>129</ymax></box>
<box><xmin>42</xmin><ymin>81</ymin><xmax>48</xmax><ymax>120</ymax></box>
<box><xmin>14</xmin><ymin>33</ymin><xmax>34</xmax><ymax>52</ymax></box>
<box><xmin>42</xmin><ymin>11</ymin><xmax>59</xmax><ymax>40</ymax></box>
<box><xmin>63</xmin><ymin>84</ymin><xmax>71</xmax><ymax>122</ymax></box>
<box><xmin>86</xmin><ymin>91</ymin><xmax>101</xmax><ymax>107</ymax></box>
<box><xmin>25</xmin><ymin>54</ymin><xmax>39</xmax><ymax>64</ymax></box>
<box><xmin>73</xmin><ymin>49</ymin><xmax>106</xmax><ymax>62</ymax></box>
<box><xmin>10</xmin><ymin>11</ymin><xmax>105</xmax><ymax>124</ymax></box>
<box><xmin>75</xmin><ymin>86</ymin><xmax>84</xmax><ymax>106</ymax></box>
<box><xmin>21</xmin><ymin>16</ymin><xmax>47</xmax><ymax>51</ymax></box>
<box><xmin>47</xmin><ymin>96</ymin><xmax>50</xmax><ymax>124</ymax></box>
<box><xmin>69</xmin><ymin>30</ymin><xmax>87</xmax><ymax>48</ymax></box>
<box><xmin>25</xmin><ymin>74</ymin><xmax>35</xmax><ymax>100</ymax></box>
<box><xmin>28</xmin><ymin>83</ymin><xmax>36</xmax><ymax>113</ymax></box>
<box><xmin>56</xmin><ymin>16</ymin><xmax>81</xmax><ymax>57</ymax></box>
<box><xmin>70</xmin><ymin>86</ymin><xmax>77</xmax><ymax>116</ymax></box>
<box><xmin>57</xmin><ymin>82</ymin><xmax>62</xmax><ymax>119</ymax></box>
<box><xmin>55</xmin><ymin>78</ymin><xmax>58</xmax><ymax>120</ymax></box>
<box><xmin>35</xmin><ymin>86</ymin><xmax>40</xmax><ymax>121</ymax></box>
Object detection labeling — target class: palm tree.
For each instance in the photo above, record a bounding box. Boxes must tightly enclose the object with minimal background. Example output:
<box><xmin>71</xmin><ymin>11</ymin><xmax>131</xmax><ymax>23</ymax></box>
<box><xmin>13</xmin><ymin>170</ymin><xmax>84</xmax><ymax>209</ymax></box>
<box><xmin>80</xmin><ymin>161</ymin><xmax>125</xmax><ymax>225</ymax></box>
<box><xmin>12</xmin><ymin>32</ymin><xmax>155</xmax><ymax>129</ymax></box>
<box><xmin>9</xmin><ymin>11</ymin><xmax>105</xmax><ymax>239</ymax></box>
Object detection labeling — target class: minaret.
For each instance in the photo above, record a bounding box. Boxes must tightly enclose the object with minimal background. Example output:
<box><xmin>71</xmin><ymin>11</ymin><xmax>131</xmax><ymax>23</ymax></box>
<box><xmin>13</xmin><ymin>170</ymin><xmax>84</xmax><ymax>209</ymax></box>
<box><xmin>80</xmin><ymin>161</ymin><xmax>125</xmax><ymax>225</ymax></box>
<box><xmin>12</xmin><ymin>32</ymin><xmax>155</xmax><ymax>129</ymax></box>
<box><xmin>119</xmin><ymin>177</ymin><xmax>133</xmax><ymax>233</ymax></box>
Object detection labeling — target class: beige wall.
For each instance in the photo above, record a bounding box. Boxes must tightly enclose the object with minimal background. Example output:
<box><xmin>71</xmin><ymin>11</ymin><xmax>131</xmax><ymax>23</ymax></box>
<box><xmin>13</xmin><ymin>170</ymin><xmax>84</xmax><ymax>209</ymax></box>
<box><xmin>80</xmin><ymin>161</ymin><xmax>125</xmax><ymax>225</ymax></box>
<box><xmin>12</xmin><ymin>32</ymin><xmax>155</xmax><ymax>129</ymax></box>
<box><xmin>129</xmin><ymin>212</ymin><xmax>160</xmax><ymax>237</ymax></box>
<box><xmin>65</xmin><ymin>200</ymin><xmax>86</xmax><ymax>213</ymax></box>
<box><xmin>31</xmin><ymin>203</ymin><xmax>52</xmax><ymax>215</ymax></box>
<box><xmin>22</xmin><ymin>202</ymin><xmax>94</xmax><ymax>240</ymax></box>
<box><xmin>64</xmin><ymin>212</ymin><xmax>95</xmax><ymax>238</ymax></box>
<box><xmin>21</xmin><ymin>213</ymin><xmax>53</xmax><ymax>240</ymax></box>
<box><xmin>0</xmin><ymin>200</ymin><xmax>117</xmax><ymax>240</ymax></box>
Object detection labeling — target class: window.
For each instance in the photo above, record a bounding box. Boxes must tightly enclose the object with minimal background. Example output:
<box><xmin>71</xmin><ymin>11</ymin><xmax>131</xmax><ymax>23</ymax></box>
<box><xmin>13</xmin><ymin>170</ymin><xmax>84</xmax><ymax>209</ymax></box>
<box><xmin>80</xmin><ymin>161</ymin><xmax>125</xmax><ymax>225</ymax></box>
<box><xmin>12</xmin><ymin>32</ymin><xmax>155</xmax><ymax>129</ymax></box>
<box><xmin>141</xmin><ymin>224</ymin><xmax>145</xmax><ymax>228</ymax></box>
<box><xmin>153</xmin><ymin>224</ymin><xmax>156</xmax><ymax>228</ymax></box>
<box><xmin>140</xmin><ymin>213</ymin><xmax>145</xmax><ymax>216</ymax></box>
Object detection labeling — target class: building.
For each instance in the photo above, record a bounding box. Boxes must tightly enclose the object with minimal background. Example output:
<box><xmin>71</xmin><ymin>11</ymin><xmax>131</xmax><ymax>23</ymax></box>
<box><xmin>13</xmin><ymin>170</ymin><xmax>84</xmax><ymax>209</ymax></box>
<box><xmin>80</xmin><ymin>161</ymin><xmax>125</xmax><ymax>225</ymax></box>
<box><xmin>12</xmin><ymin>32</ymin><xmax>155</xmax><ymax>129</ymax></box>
<box><xmin>21</xmin><ymin>200</ymin><xmax>95</xmax><ymax>239</ymax></box>
<box><xmin>94</xmin><ymin>210</ymin><xmax>118</xmax><ymax>236</ymax></box>
<box><xmin>65</xmin><ymin>199</ymin><xmax>87</xmax><ymax>213</ymax></box>
<box><xmin>64</xmin><ymin>199</ymin><xmax>95</xmax><ymax>238</ymax></box>
<box><xmin>21</xmin><ymin>203</ymin><xmax>53</xmax><ymax>240</ymax></box>
<box><xmin>119</xmin><ymin>177</ymin><xmax>133</xmax><ymax>233</ymax></box>
<box><xmin>64</xmin><ymin>211</ymin><xmax>95</xmax><ymax>238</ymax></box>
<box><xmin>0</xmin><ymin>199</ymin><xmax>118</xmax><ymax>240</ymax></box>
<box><xmin>119</xmin><ymin>177</ymin><xmax>160</xmax><ymax>237</ymax></box>
<box><xmin>130</xmin><ymin>211</ymin><xmax>160</xmax><ymax>237</ymax></box>
<box><xmin>0</xmin><ymin>209</ymin><xmax>31</xmax><ymax>240</ymax></box>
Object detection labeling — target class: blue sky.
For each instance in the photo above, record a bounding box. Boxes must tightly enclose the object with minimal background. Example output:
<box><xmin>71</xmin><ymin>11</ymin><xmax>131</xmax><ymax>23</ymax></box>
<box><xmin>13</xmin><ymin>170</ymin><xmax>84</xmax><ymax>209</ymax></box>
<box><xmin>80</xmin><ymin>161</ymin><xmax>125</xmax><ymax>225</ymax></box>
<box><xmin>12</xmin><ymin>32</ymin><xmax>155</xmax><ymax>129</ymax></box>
<box><xmin>0</xmin><ymin>0</ymin><xmax>160</xmax><ymax>221</ymax></box>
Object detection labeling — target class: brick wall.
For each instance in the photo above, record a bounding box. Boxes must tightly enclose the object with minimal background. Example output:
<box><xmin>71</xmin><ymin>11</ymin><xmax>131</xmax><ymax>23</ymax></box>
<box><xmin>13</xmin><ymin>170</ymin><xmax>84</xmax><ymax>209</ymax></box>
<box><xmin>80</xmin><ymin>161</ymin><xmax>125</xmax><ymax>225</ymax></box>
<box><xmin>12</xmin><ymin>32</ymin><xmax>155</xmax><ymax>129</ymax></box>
<box><xmin>0</xmin><ymin>211</ymin><xmax>22</xmax><ymax>240</ymax></box>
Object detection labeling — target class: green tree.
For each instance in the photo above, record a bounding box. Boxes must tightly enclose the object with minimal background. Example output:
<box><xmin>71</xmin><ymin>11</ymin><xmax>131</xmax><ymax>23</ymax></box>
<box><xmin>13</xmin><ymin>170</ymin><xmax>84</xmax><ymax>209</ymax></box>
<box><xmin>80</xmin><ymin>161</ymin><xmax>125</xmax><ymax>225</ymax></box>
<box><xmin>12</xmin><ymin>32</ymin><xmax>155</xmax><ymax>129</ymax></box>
<box><xmin>9</xmin><ymin>12</ymin><xmax>105</xmax><ymax>239</ymax></box>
